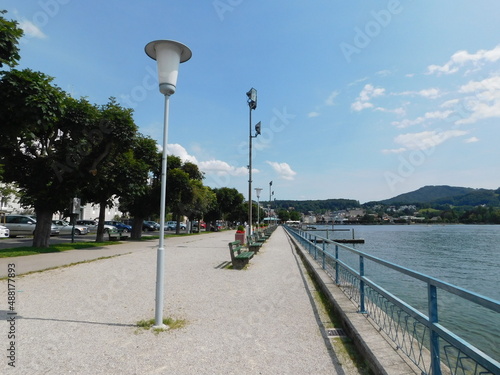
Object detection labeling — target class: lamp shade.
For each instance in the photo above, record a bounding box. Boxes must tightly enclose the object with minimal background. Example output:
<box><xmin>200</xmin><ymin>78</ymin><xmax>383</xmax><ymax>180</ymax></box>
<box><xmin>145</xmin><ymin>40</ymin><xmax>192</xmax><ymax>95</ymax></box>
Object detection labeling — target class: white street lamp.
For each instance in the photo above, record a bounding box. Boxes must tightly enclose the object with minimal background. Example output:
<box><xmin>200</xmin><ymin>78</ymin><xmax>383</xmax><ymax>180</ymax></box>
<box><xmin>255</xmin><ymin>188</ymin><xmax>263</xmax><ymax>232</ymax></box>
<box><xmin>145</xmin><ymin>40</ymin><xmax>192</xmax><ymax>329</ymax></box>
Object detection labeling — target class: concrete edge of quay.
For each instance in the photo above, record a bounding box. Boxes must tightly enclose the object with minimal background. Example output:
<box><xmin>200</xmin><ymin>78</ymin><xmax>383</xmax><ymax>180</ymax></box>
<box><xmin>285</xmin><ymin>230</ymin><xmax>420</xmax><ymax>375</ymax></box>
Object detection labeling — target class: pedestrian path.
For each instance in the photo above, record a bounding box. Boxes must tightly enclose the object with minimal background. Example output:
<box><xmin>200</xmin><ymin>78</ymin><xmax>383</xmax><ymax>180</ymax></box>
<box><xmin>0</xmin><ymin>227</ymin><xmax>356</xmax><ymax>374</ymax></box>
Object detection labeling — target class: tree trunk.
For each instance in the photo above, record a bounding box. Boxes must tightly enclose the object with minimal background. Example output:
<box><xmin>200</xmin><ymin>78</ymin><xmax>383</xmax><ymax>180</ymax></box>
<box><xmin>131</xmin><ymin>216</ymin><xmax>143</xmax><ymax>240</ymax></box>
<box><xmin>33</xmin><ymin>209</ymin><xmax>53</xmax><ymax>248</ymax></box>
<box><xmin>95</xmin><ymin>202</ymin><xmax>107</xmax><ymax>242</ymax></box>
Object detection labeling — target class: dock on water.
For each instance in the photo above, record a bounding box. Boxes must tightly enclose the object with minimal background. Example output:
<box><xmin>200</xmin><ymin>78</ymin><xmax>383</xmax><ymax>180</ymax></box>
<box><xmin>302</xmin><ymin>226</ymin><xmax>365</xmax><ymax>244</ymax></box>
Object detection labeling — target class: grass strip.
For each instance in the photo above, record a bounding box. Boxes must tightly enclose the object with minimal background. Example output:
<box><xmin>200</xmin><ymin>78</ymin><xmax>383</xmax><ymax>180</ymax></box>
<box><xmin>0</xmin><ymin>241</ymin><xmax>120</xmax><ymax>258</ymax></box>
<box><xmin>0</xmin><ymin>254</ymin><xmax>128</xmax><ymax>280</ymax></box>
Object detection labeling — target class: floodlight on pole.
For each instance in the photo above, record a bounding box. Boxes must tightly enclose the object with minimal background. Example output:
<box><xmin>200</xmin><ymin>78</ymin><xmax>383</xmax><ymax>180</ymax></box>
<box><xmin>247</xmin><ymin>88</ymin><xmax>259</xmax><ymax>235</ymax></box>
<box><xmin>145</xmin><ymin>39</ymin><xmax>192</xmax><ymax>329</ymax></box>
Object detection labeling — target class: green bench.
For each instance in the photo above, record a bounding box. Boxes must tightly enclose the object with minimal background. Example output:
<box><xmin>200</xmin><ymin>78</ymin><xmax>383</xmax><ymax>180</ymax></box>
<box><xmin>228</xmin><ymin>240</ymin><xmax>254</xmax><ymax>269</ymax></box>
<box><xmin>256</xmin><ymin>231</ymin><xmax>269</xmax><ymax>242</ymax></box>
<box><xmin>246</xmin><ymin>234</ymin><xmax>263</xmax><ymax>253</ymax></box>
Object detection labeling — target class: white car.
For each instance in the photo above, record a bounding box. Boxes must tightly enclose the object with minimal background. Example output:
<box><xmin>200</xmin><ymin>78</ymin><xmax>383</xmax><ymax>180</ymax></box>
<box><xmin>0</xmin><ymin>225</ymin><xmax>9</xmax><ymax>238</ymax></box>
<box><xmin>52</xmin><ymin>220</ymin><xmax>89</xmax><ymax>235</ymax></box>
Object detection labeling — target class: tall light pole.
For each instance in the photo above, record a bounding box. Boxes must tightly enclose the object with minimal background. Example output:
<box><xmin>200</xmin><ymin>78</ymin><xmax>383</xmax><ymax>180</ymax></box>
<box><xmin>255</xmin><ymin>187</ymin><xmax>263</xmax><ymax>232</ymax></box>
<box><xmin>145</xmin><ymin>40</ymin><xmax>192</xmax><ymax>329</ymax></box>
<box><xmin>269</xmin><ymin>181</ymin><xmax>273</xmax><ymax>225</ymax></box>
<box><xmin>247</xmin><ymin>88</ymin><xmax>259</xmax><ymax>235</ymax></box>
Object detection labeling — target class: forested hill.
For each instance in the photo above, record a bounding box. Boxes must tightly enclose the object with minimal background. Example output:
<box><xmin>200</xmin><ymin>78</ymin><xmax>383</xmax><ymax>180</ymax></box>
<box><xmin>376</xmin><ymin>185</ymin><xmax>500</xmax><ymax>207</ymax></box>
<box><xmin>378</xmin><ymin>186</ymin><xmax>475</xmax><ymax>204</ymax></box>
<box><xmin>270</xmin><ymin>199</ymin><xmax>360</xmax><ymax>213</ymax></box>
<box><xmin>271</xmin><ymin>186</ymin><xmax>500</xmax><ymax>214</ymax></box>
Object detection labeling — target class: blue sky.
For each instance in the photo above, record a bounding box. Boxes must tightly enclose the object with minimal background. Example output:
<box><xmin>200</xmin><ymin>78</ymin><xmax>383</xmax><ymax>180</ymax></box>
<box><xmin>3</xmin><ymin>0</ymin><xmax>500</xmax><ymax>203</ymax></box>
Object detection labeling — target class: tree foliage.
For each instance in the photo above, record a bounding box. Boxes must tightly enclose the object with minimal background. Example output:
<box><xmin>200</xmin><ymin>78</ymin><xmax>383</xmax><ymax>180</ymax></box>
<box><xmin>0</xmin><ymin>10</ymin><xmax>23</xmax><ymax>68</ymax></box>
<box><xmin>0</xmin><ymin>69</ymin><xmax>68</xmax><ymax>246</ymax></box>
<box><xmin>117</xmin><ymin>135</ymin><xmax>160</xmax><ymax>239</ymax></box>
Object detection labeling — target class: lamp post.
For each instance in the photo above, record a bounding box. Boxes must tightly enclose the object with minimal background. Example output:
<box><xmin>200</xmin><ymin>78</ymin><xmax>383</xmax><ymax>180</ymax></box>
<box><xmin>247</xmin><ymin>88</ymin><xmax>259</xmax><ymax>235</ymax></box>
<box><xmin>255</xmin><ymin>187</ymin><xmax>263</xmax><ymax>232</ymax></box>
<box><xmin>145</xmin><ymin>40</ymin><xmax>192</xmax><ymax>329</ymax></box>
<box><xmin>269</xmin><ymin>181</ymin><xmax>273</xmax><ymax>225</ymax></box>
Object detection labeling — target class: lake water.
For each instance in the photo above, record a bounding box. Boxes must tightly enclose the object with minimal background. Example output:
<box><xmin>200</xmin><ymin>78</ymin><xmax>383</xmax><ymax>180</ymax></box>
<box><xmin>306</xmin><ymin>224</ymin><xmax>500</xmax><ymax>362</ymax></box>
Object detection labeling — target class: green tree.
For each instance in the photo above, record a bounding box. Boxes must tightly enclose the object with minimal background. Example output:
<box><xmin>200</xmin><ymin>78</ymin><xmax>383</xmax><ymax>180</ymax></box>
<box><xmin>278</xmin><ymin>209</ymin><xmax>290</xmax><ymax>222</ymax></box>
<box><xmin>117</xmin><ymin>135</ymin><xmax>161</xmax><ymax>239</ymax></box>
<box><xmin>184</xmin><ymin>181</ymin><xmax>216</xmax><ymax>232</ymax></box>
<box><xmin>79</xmin><ymin>98</ymin><xmax>138</xmax><ymax>242</ymax></box>
<box><xmin>205</xmin><ymin>187</ymin><xmax>244</xmax><ymax>228</ymax></box>
<box><xmin>0</xmin><ymin>10</ymin><xmax>23</xmax><ymax>68</ymax></box>
<box><xmin>289</xmin><ymin>210</ymin><xmax>301</xmax><ymax>221</ymax></box>
<box><xmin>0</xmin><ymin>69</ymin><xmax>67</xmax><ymax>247</ymax></box>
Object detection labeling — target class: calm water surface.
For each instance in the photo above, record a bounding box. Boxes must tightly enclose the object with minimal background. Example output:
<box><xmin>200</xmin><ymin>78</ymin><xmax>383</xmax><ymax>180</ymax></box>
<box><xmin>308</xmin><ymin>224</ymin><xmax>500</xmax><ymax>361</ymax></box>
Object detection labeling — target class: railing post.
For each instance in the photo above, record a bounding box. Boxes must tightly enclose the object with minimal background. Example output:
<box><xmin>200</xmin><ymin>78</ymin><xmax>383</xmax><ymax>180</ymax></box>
<box><xmin>359</xmin><ymin>255</ymin><xmax>366</xmax><ymax>313</ymax></box>
<box><xmin>313</xmin><ymin>235</ymin><xmax>317</xmax><ymax>260</ymax></box>
<box><xmin>322</xmin><ymin>241</ymin><xmax>326</xmax><ymax>269</ymax></box>
<box><xmin>428</xmin><ymin>284</ymin><xmax>442</xmax><ymax>375</ymax></box>
<box><xmin>335</xmin><ymin>245</ymin><xmax>339</xmax><ymax>285</ymax></box>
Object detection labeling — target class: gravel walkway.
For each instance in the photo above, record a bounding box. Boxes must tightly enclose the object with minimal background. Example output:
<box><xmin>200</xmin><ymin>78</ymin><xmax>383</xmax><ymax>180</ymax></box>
<box><xmin>0</xmin><ymin>227</ymin><xmax>345</xmax><ymax>374</ymax></box>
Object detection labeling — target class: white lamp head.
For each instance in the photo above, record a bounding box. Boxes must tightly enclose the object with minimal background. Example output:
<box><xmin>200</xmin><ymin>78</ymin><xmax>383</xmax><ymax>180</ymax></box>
<box><xmin>255</xmin><ymin>188</ymin><xmax>263</xmax><ymax>198</ymax></box>
<box><xmin>145</xmin><ymin>40</ymin><xmax>192</xmax><ymax>96</ymax></box>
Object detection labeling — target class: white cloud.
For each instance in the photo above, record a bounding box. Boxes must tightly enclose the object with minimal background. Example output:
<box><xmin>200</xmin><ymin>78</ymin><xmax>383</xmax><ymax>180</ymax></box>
<box><xmin>166</xmin><ymin>143</ymin><xmax>249</xmax><ymax>177</ymax></box>
<box><xmin>459</xmin><ymin>75</ymin><xmax>500</xmax><ymax>94</ymax></box>
<box><xmin>351</xmin><ymin>101</ymin><xmax>373</xmax><ymax>111</ymax></box>
<box><xmin>465</xmin><ymin>137</ymin><xmax>479</xmax><ymax>143</ymax></box>
<box><xmin>166</xmin><ymin>143</ymin><xmax>198</xmax><ymax>164</ymax></box>
<box><xmin>396</xmin><ymin>88</ymin><xmax>442</xmax><ymax>99</ymax></box>
<box><xmin>375</xmin><ymin>107</ymin><xmax>406</xmax><ymax>116</ymax></box>
<box><xmin>308</xmin><ymin>111</ymin><xmax>320</xmax><ymax>118</ymax></box>
<box><xmin>347</xmin><ymin>76</ymin><xmax>368</xmax><ymax>87</ymax></box>
<box><xmin>456</xmin><ymin>76</ymin><xmax>500</xmax><ymax>124</ymax></box>
<box><xmin>376</xmin><ymin>69</ymin><xmax>391</xmax><ymax>77</ymax></box>
<box><xmin>393</xmin><ymin>129</ymin><xmax>468</xmax><ymax>150</ymax></box>
<box><xmin>19</xmin><ymin>19</ymin><xmax>47</xmax><ymax>39</ymax></box>
<box><xmin>426</xmin><ymin>44</ymin><xmax>500</xmax><ymax>75</ymax></box>
<box><xmin>351</xmin><ymin>84</ymin><xmax>385</xmax><ymax>112</ymax></box>
<box><xmin>391</xmin><ymin>110</ymin><xmax>453</xmax><ymax>128</ymax></box>
<box><xmin>381</xmin><ymin>148</ymin><xmax>406</xmax><ymax>154</ymax></box>
<box><xmin>198</xmin><ymin>160</ymin><xmax>249</xmax><ymax>176</ymax></box>
<box><xmin>440</xmin><ymin>99</ymin><xmax>460</xmax><ymax>108</ymax></box>
<box><xmin>418</xmin><ymin>88</ymin><xmax>442</xmax><ymax>99</ymax></box>
<box><xmin>266</xmin><ymin>161</ymin><xmax>297</xmax><ymax>181</ymax></box>
<box><xmin>325</xmin><ymin>91</ymin><xmax>339</xmax><ymax>106</ymax></box>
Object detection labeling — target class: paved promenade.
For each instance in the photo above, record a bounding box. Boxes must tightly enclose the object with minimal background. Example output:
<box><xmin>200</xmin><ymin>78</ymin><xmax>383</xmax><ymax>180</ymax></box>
<box><xmin>0</xmin><ymin>227</ymin><xmax>358</xmax><ymax>374</ymax></box>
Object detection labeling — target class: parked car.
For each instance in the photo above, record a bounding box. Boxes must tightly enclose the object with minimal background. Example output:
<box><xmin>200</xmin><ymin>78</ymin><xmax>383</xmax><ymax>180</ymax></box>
<box><xmin>143</xmin><ymin>221</ymin><xmax>160</xmax><ymax>231</ymax></box>
<box><xmin>166</xmin><ymin>221</ymin><xmax>186</xmax><ymax>230</ymax></box>
<box><xmin>105</xmin><ymin>221</ymin><xmax>132</xmax><ymax>233</ymax></box>
<box><xmin>192</xmin><ymin>221</ymin><xmax>206</xmax><ymax>229</ymax></box>
<box><xmin>76</xmin><ymin>220</ymin><xmax>117</xmax><ymax>234</ymax></box>
<box><xmin>0</xmin><ymin>225</ymin><xmax>10</xmax><ymax>238</ymax></box>
<box><xmin>51</xmin><ymin>220</ymin><xmax>89</xmax><ymax>235</ymax></box>
<box><xmin>3</xmin><ymin>215</ymin><xmax>60</xmax><ymax>237</ymax></box>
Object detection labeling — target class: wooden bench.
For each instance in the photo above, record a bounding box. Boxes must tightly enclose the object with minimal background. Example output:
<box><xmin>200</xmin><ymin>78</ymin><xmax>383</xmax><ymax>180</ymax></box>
<box><xmin>246</xmin><ymin>234</ymin><xmax>263</xmax><ymax>253</ymax></box>
<box><xmin>228</xmin><ymin>240</ymin><xmax>254</xmax><ymax>269</ymax></box>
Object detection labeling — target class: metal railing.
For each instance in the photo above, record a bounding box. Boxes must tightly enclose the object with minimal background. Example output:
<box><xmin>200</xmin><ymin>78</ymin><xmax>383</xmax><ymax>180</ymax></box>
<box><xmin>283</xmin><ymin>225</ymin><xmax>500</xmax><ymax>375</ymax></box>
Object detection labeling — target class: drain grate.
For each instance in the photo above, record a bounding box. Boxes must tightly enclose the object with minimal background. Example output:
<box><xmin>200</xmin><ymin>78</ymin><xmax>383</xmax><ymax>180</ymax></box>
<box><xmin>327</xmin><ymin>328</ymin><xmax>346</xmax><ymax>338</ymax></box>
